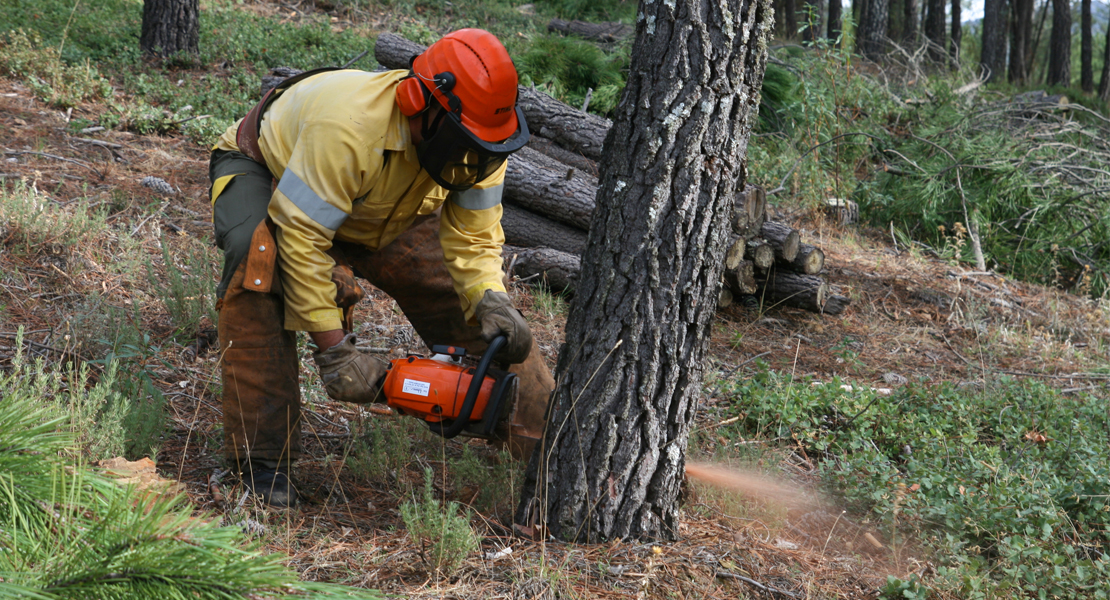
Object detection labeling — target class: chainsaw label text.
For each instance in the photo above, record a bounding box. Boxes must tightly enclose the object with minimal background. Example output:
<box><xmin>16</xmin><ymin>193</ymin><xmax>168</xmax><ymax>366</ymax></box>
<box><xmin>402</xmin><ymin>379</ymin><xmax>431</xmax><ymax>397</ymax></box>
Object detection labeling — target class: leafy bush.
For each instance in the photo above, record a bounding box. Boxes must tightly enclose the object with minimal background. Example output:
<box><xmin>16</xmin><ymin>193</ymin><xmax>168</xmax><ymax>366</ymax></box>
<box><xmin>719</xmin><ymin>368</ymin><xmax>1110</xmax><ymax>598</ymax></box>
<box><xmin>400</xmin><ymin>468</ymin><xmax>479</xmax><ymax>577</ymax></box>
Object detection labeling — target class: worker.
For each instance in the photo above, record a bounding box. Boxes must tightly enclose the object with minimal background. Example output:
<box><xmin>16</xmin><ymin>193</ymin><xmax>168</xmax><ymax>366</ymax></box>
<box><xmin>208</xmin><ymin>29</ymin><xmax>553</xmax><ymax>508</ymax></box>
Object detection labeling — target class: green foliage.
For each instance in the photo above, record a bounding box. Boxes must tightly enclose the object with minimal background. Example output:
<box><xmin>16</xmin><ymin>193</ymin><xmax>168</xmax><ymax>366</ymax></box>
<box><xmin>4</xmin><ymin>329</ymin><xmax>164</xmax><ymax>461</ymax></box>
<box><xmin>447</xmin><ymin>445</ymin><xmax>521</xmax><ymax>519</ymax></box>
<box><xmin>147</xmin><ymin>234</ymin><xmax>219</xmax><ymax>339</ymax></box>
<box><xmin>0</xmin><ymin>29</ymin><xmax>112</xmax><ymax>108</ymax></box>
<box><xmin>718</xmin><ymin>368</ymin><xmax>1110</xmax><ymax>598</ymax></box>
<box><xmin>0</xmin><ymin>180</ymin><xmax>109</xmax><ymax>256</ymax></box>
<box><xmin>537</xmin><ymin>0</ymin><xmax>636</xmax><ymax>21</ymax></box>
<box><xmin>346</xmin><ymin>416</ymin><xmax>423</xmax><ymax>487</ymax></box>
<box><xmin>0</xmin><ymin>357</ymin><xmax>382</xmax><ymax>599</ymax></box>
<box><xmin>749</xmin><ymin>45</ymin><xmax>1110</xmax><ymax>298</ymax></box>
<box><xmin>400</xmin><ymin>468</ymin><xmax>479</xmax><ymax>577</ymax></box>
<box><xmin>519</xmin><ymin>34</ymin><xmax>628</xmax><ymax>116</ymax></box>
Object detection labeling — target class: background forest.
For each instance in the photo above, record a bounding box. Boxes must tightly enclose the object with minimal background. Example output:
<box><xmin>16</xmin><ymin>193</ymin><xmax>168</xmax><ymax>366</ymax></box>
<box><xmin>0</xmin><ymin>0</ymin><xmax>1109</xmax><ymax>598</ymax></box>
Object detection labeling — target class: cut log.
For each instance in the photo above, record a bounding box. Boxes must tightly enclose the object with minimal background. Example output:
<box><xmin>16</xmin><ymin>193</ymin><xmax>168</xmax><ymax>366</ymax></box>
<box><xmin>723</xmin><ymin>260</ymin><xmax>758</xmax><ymax>295</ymax></box>
<box><xmin>777</xmin><ymin>243</ymin><xmax>825</xmax><ymax>275</ymax></box>
<box><xmin>504</xmin><ymin>146</ymin><xmax>599</xmax><ymax>230</ymax></box>
<box><xmin>527</xmin><ymin>135</ymin><xmax>598</xmax><ymax>175</ymax></box>
<box><xmin>760</xmin><ymin>221</ymin><xmax>800</xmax><ymax>263</ymax></box>
<box><xmin>733</xmin><ymin>184</ymin><xmax>767</xmax><ymax>236</ymax></box>
<box><xmin>718</xmin><ymin>287</ymin><xmax>734</xmax><ymax>309</ymax></box>
<box><xmin>724</xmin><ymin>235</ymin><xmax>746</xmax><ymax>271</ymax></box>
<box><xmin>746</xmin><ymin>239</ymin><xmax>775</xmax><ymax>270</ymax></box>
<box><xmin>547</xmin><ymin>19</ymin><xmax>634</xmax><ymax>43</ymax></box>
<box><xmin>375</xmin><ymin>33</ymin><xmax>612</xmax><ymax>160</ymax></box>
<box><xmin>822</xmin><ymin>294</ymin><xmax>852</xmax><ymax>315</ymax></box>
<box><xmin>756</xmin><ymin>272</ymin><xmax>828</xmax><ymax>312</ymax></box>
<box><xmin>501</xmin><ymin>204</ymin><xmax>589</xmax><ymax>255</ymax></box>
<box><xmin>504</xmin><ymin>245</ymin><xmax>580</xmax><ymax>293</ymax></box>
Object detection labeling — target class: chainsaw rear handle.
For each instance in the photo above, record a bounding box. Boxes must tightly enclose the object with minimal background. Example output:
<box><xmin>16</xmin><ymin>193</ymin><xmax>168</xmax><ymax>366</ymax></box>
<box><xmin>427</xmin><ymin>335</ymin><xmax>507</xmax><ymax>439</ymax></box>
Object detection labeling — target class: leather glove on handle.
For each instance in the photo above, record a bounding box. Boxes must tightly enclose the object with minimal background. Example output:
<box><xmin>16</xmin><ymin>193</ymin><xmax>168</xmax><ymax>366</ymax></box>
<box><xmin>474</xmin><ymin>290</ymin><xmax>533</xmax><ymax>364</ymax></box>
<box><xmin>312</xmin><ymin>333</ymin><xmax>387</xmax><ymax>404</ymax></box>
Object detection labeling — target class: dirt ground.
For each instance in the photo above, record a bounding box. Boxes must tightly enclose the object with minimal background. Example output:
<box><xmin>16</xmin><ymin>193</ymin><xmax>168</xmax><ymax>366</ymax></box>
<box><xmin>2</xmin><ymin>68</ymin><xmax>1109</xmax><ymax>600</ymax></box>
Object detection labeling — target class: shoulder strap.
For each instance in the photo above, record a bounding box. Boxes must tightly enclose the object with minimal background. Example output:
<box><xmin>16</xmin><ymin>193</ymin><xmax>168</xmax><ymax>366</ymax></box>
<box><xmin>235</xmin><ymin>66</ymin><xmax>344</xmax><ymax>166</ymax></box>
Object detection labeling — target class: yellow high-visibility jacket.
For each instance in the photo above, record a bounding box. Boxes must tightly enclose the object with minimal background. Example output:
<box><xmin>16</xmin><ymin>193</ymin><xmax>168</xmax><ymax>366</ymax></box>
<box><xmin>214</xmin><ymin>69</ymin><xmax>507</xmax><ymax>332</ymax></box>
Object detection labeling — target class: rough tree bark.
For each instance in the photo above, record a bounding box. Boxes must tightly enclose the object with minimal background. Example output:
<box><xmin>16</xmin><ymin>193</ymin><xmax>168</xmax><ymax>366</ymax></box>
<box><xmin>516</xmin><ymin>0</ymin><xmax>774</xmax><ymax>542</ymax></box>
<box><xmin>1080</xmin><ymin>0</ymin><xmax>1093</xmax><ymax>92</ymax></box>
<box><xmin>857</xmin><ymin>0</ymin><xmax>889</xmax><ymax>59</ymax></box>
<box><xmin>902</xmin><ymin>0</ymin><xmax>918</xmax><ymax>44</ymax></box>
<box><xmin>1046</xmin><ymin>0</ymin><xmax>1072</xmax><ymax>86</ymax></box>
<box><xmin>140</xmin><ymin>0</ymin><xmax>199</xmax><ymax>58</ymax></box>
<box><xmin>1100</xmin><ymin>26</ymin><xmax>1110</xmax><ymax>101</ymax></box>
<box><xmin>923</xmin><ymin>0</ymin><xmax>946</xmax><ymax>62</ymax></box>
<box><xmin>782</xmin><ymin>0</ymin><xmax>799</xmax><ymax>39</ymax></box>
<box><xmin>949</xmin><ymin>0</ymin><xmax>961</xmax><ymax>67</ymax></box>
<box><xmin>827</xmin><ymin>0</ymin><xmax>842</xmax><ymax>40</ymax></box>
<box><xmin>1009</xmin><ymin>0</ymin><xmax>1034</xmax><ymax>83</ymax></box>
<box><xmin>980</xmin><ymin>0</ymin><xmax>1008</xmax><ymax>82</ymax></box>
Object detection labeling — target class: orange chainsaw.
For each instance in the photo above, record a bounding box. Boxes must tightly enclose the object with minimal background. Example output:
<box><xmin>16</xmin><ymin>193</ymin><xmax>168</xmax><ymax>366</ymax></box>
<box><xmin>380</xmin><ymin>335</ymin><xmax>518</xmax><ymax>440</ymax></box>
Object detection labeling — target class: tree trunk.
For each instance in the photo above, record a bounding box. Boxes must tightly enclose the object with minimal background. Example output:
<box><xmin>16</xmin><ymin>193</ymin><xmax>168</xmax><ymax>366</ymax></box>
<box><xmin>923</xmin><ymin>0</ymin><xmax>946</xmax><ymax>62</ymax></box>
<box><xmin>1009</xmin><ymin>0</ymin><xmax>1034</xmax><ymax>83</ymax></box>
<box><xmin>827</xmin><ymin>0</ymin><xmax>842</xmax><ymax>40</ymax></box>
<box><xmin>516</xmin><ymin>0</ymin><xmax>774</xmax><ymax>542</ymax></box>
<box><xmin>501</xmin><ymin>204</ymin><xmax>589</xmax><ymax>255</ymax></box>
<box><xmin>949</xmin><ymin>0</ymin><xmax>962</xmax><ymax>68</ymax></box>
<box><xmin>503</xmin><ymin>246</ymin><xmax>580</xmax><ymax>293</ymax></box>
<box><xmin>981</xmin><ymin>0</ymin><xmax>1008</xmax><ymax>82</ymax></box>
<box><xmin>857</xmin><ymin>0</ymin><xmax>889</xmax><ymax>59</ymax></box>
<box><xmin>1080</xmin><ymin>0</ymin><xmax>1093</xmax><ymax>92</ymax></box>
<box><xmin>375</xmin><ymin>33</ymin><xmax>612</xmax><ymax>160</ymax></box>
<box><xmin>783</xmin><ymin>0</ymin><xmax>799</xmax><ymax>39</ymax></box>
<box><xmin>1100</xmin><ymin>26</ymin><xmax>1110</xmax><ymax>101</ymax></box>
<box><xmin>140</xmin><ymin>0</ymin><xmax>199</xmax><ymax>58</ymax></box>
<box><xmin>1046</xmin><ymin>0</ymin><xmax>1072</xmax><ymax>86</ymax></box>
<box><xmin>902</xmin><ymin>0</ymin><xmax>919</xmax><ymax>44</ymax></box>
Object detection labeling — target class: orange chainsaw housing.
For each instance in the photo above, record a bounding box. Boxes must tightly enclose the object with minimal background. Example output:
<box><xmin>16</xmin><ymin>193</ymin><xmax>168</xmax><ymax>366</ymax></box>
<box><xmin>383</xmin><ymin>355</ymin><xmax>495</xmax><ymax>423</ymax></box>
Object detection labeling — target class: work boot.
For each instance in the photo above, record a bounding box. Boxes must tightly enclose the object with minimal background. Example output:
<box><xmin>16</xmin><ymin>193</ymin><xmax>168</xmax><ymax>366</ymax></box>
<box><xmin>240</xmin><ymin>464</ymin><xmax>298</xmax><ymax>508</ymax></box>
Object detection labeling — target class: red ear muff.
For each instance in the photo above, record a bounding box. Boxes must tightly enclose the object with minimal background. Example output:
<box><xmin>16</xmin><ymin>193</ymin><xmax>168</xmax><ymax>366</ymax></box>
<box><xmin>396</xmin><ymin>76</ymin><xmax>427</xmax><ymax>117</ymax></box>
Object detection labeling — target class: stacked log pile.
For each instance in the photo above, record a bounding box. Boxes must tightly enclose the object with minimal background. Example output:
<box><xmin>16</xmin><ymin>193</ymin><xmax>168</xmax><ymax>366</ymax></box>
<box><xmin>369</xmin><ymin>34</ymin><xmax>844</xmax><ymax>316</ymax></box>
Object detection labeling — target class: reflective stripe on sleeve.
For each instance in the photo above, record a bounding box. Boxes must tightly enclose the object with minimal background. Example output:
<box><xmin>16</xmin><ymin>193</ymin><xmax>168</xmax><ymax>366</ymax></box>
<box><xmin>451</xmin><ymin>184</ymin><xmax>503</xmax><ymax>210</ymax></box>
<box><xmin>277</xmin><ymin>168</ymin><xmax>348</xmax><ymax>231</ymax></box>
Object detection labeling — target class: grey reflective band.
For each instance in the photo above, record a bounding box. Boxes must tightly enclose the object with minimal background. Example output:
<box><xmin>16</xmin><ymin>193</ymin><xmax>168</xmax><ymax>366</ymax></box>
<box><xmin>277</xmin><ymin>168</ymin><xmax>348</xmax><ymax>231</ymax></box>
<box><xmin>452</xmin><ymin>184</ymin><xmax>503</xmax><ymax>210</ymax></box>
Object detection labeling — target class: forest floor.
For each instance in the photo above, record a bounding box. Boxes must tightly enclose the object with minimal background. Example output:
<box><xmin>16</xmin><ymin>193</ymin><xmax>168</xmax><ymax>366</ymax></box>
<box><xmin>2</xmin><ymin>30</ymin><xmax>1109</xmax><ymax>600</ymax></box>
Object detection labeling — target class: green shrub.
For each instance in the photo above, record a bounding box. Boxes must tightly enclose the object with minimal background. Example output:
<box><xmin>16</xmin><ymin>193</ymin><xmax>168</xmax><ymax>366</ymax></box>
<box><xmin>719</xmin><ymin>368</ymin><xmax>1110</xmax><ymax>598</ymax></box>
<box><xmin>0</xmin><ymin>29</ymin><xmax>112</xmax><ymax>108</ymax></box>
<box><xmin>519</xmin><ymin>34</ymin><xmax>628</xmax><ymax>116</ymax></box>
<box><xmin>0</xmin><ymin>181</ymin><xmax>109</xmax><ymax>256</ymax></box>
<box><xmin>147</xmin><ymin>234</ymin><xmax>219</xmax><ymax>339</ymax></box>
<box><xmin>400</xmin><ymin>468</ymin><xmax>479</xmax><ymax>578</ymax></box>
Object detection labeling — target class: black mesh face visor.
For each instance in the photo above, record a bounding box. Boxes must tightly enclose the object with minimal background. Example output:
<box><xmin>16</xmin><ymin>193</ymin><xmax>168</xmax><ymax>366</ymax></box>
<box><xmin>416</xmin><ymin>106</ymin><xmax>530</xmax><ymax>192</ymax></box>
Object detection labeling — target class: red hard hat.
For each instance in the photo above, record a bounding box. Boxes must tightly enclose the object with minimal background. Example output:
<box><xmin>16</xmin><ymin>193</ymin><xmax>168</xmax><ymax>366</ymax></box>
<box><xmin>398</xmin><ymin>29</ymin><xmax>521</xmax><ymax>142</ymax></box>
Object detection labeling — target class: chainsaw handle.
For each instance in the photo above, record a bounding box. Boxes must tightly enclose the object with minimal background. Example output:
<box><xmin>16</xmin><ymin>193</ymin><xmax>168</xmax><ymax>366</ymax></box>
<box><xmin>428</xmin><ymin>335</ymin><xmax>506</xmax><ymax>439</ymax></box>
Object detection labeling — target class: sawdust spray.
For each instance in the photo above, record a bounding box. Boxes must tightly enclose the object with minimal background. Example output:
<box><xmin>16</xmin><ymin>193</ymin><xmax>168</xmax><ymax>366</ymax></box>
<box><xmin>684</xmin><ymin>461</ymin><xmax>817</xmax><ymax>512</ymax></box>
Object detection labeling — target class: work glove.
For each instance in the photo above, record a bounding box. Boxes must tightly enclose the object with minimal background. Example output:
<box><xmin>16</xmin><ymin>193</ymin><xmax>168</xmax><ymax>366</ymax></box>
<box><xmin>312</xmin><ymin>333</ymin><xmax>387</xmax><ymax>404</ymax></box>
<box><xmin>474</xmin><ymin>290</ymin><xmax>533</xmax><ymax>364</ymax></box>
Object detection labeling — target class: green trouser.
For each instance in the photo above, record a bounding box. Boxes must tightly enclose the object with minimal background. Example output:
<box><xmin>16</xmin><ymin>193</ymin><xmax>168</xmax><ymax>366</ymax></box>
<box><xmin>209</xmin><ymin>150</ymin><xmax>553</xmax><ymax>467</ymax></box>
